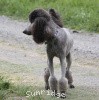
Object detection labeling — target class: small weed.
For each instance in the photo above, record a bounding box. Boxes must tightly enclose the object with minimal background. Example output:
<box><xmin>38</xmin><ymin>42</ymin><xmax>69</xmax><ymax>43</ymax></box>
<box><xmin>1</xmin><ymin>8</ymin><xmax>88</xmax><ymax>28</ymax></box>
<box><xmin>0</xmin><ymin>76</ymin><xmax>10</xmax><ymax>90</ymax></box>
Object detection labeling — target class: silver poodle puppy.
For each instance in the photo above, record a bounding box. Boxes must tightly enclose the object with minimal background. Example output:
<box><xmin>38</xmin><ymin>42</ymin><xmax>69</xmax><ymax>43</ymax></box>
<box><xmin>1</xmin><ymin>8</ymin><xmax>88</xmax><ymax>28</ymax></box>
<box><xmin>23</xmin><ymin>8</ymin><xmax>74</xmax><ymax>98</ymax></box>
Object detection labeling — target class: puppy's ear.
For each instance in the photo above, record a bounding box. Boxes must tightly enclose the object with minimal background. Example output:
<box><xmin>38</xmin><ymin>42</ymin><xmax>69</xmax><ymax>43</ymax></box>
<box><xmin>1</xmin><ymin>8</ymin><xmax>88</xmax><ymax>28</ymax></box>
<box><xmin>49</xmin><ymin>9</ymin><xmax>60</xmax><ymax>19</ymax></box>
<box><xmin>49</xmin><ymin>9</ymin><xmax>63</xmax><ymax>27</ymax></box>
<box><xmin>32</xmin><ymin>17</ymin><xmax>48</xmax><ymax>44</ymax></box>
<box><xmin>32</xmin><ymin>17</ymin><xmax>53</xmax><ymax>44</ymax></box>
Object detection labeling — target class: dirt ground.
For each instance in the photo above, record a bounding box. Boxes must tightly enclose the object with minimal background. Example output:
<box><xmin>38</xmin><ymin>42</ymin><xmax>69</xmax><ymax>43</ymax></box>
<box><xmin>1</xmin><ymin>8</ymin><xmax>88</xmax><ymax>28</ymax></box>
<box><xmin>0</xmin><ymin>16</ymin><xmax>99</xmax><ymax>99</ymax></box>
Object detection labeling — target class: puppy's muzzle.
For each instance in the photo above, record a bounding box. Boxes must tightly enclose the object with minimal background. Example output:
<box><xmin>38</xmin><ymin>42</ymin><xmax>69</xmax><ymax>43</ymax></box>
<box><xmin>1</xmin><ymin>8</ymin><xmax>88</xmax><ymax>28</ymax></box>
<box><xmin>23</xmin><ymin>30</ymin><xmax>31</xmax><ymax>35</ymax></box>
<box><xmin>23</xmin><ymin>24</ymin><xmax>33</xmax><ymax>35</ymax></box>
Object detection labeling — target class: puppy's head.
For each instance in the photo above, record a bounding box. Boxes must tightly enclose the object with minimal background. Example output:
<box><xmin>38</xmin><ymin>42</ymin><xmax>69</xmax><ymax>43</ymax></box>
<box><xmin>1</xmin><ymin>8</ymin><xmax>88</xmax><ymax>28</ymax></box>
<box><xmin>29</xmin><ymin>9</ymin><xmax>50</xmax><ymax>23</ymax></box>
<box><xmin>23</xmin><ymin>9</ymin><xmax>52</xmax><ymax>44</ymax></box>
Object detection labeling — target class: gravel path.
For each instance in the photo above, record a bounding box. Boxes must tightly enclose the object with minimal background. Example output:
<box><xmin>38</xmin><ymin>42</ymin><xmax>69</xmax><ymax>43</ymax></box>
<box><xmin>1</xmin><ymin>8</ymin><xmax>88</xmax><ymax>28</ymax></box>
<box><xmin>0</xmin><ymin>16</ymin><xmax>99</xmax><ymax>88</ymax></box>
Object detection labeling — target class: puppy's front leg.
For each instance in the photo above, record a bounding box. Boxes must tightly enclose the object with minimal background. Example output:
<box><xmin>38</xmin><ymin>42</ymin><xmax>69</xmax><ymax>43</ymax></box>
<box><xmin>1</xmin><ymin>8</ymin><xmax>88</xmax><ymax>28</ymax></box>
<box><xmin>47</xmin><ymin>55</ymin><xmax>58</xmax><ymax>96</ymax></box>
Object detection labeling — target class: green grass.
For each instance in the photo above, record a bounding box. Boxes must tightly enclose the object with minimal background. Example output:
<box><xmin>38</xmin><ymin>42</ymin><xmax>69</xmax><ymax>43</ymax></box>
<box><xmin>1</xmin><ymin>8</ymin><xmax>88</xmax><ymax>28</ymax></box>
<box><xmin>0</xmin><ymin>0</ymin><xmax>99</xmax><ymax>32</ymax></box>
<box><xmin>0</xmin><ymin>78</ymin><xmax>99</xmax><ymax>100</ymax></box>
<box><xmin>0</xmin><ymin>76</ymin><xmax>10</xmax><ymax>100</ymax></box>
<box><xmin>0</xmin><ymin>61</ymin><xmax>99</xmax><ymax>100</ymax></box>
<box><xmin>0</xmin><ymin>76</ymin><xmax>38</xmax><ymax>100</ymax></box>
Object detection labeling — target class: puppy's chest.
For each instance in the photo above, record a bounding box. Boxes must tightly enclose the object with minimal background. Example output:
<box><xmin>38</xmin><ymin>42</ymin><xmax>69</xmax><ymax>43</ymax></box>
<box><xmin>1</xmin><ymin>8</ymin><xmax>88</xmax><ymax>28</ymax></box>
<box><xmin>47</xmin><ymin>41</ymin><xmax>63</xmax><ymax>57</ymax></box>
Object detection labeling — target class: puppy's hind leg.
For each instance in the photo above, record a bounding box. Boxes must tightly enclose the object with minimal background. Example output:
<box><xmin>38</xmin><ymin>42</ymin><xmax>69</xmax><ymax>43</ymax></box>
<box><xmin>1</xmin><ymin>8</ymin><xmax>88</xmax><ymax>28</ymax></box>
<box><xmin>66</xmin><ymin>53</ymin><xmax>75</xmax><ymax>88</ymax></box>
<box><xmin>44</xmin><ymin>67</ymin><xmax>50</xmax><ymax>90</ymax></box>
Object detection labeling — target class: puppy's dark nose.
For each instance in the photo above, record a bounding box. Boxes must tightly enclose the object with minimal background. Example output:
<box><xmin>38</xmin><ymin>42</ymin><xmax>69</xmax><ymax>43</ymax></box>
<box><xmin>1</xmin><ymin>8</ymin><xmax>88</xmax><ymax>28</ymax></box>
<box><xmin>23</xmin><ymin>30</ymin><xmax>27</xmax><ymax>34</ymax></box>
<box><xmin>23</xmin><ymin>30</ymin><xmax>31</xmax><ymax>35</ymax></box>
